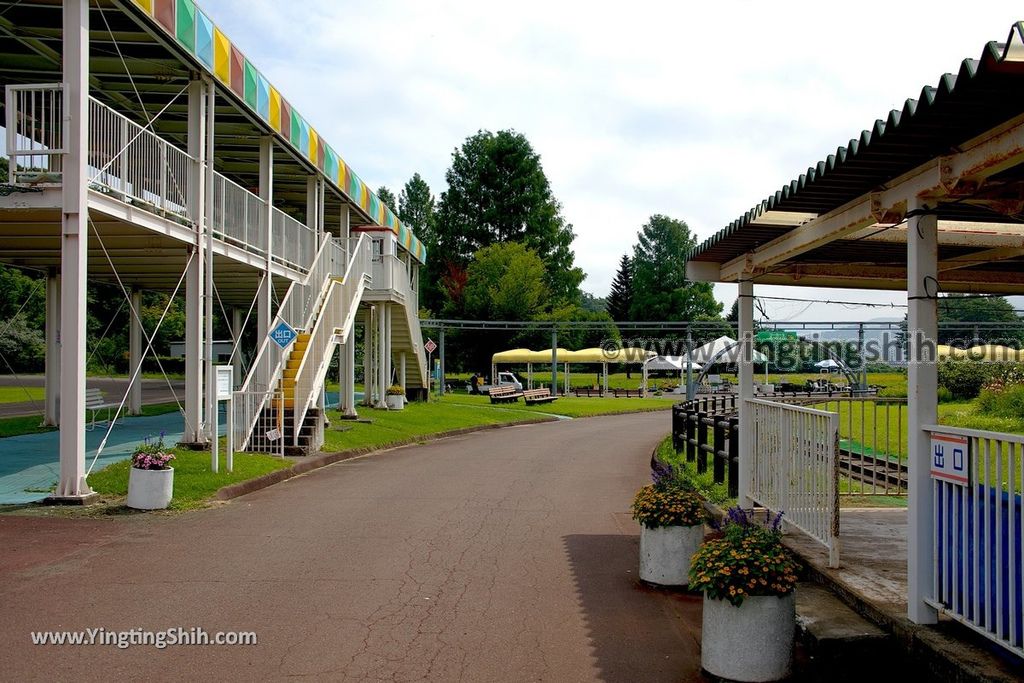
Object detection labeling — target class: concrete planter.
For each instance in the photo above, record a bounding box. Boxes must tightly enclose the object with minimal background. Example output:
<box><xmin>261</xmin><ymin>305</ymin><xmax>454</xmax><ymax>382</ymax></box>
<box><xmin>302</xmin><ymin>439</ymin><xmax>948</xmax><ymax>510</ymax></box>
<box><xmin>126</xmin><ymin>467</ymin><xmax>174</xmax><ymax>510</ymax></box>
<box><xmin>701</xmin><ymin>591</ymin><xmax>795</xmax><ymax>682</ymax></box>
<box><xmin>639</xmin><ymin>523</ymin><xmax>704</xmax><ymax>586</ymax></box>
<box><xmin>385</xmin><ymin>394</ymin><xmax>405</xmax><ymax>410</ymax></box>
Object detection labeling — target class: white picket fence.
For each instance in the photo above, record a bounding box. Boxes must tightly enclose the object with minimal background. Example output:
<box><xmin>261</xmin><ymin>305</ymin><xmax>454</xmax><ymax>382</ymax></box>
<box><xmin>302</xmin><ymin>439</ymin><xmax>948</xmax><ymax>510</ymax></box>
<box><xmin>749</xmin><ymin>398</ymin><xmax>841</xmax><ymax>567</ymax></box>
<box><xmin>924</xmin><ymin>424</ymin><xmax>1023</xmax><ymax>659</ymax></box>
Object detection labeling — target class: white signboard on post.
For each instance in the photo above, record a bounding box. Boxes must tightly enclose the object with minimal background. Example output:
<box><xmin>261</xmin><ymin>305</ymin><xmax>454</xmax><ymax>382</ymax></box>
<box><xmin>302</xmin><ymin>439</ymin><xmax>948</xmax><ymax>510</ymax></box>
<box><xmin>930</xmin><ymin>432</ymin><xmax>970</xmax><ymax>485</ymax></box>
<box><xmin>216</xmin><ymin>365</ymin><xmax>233</xmax><ymax>401</ymax></box>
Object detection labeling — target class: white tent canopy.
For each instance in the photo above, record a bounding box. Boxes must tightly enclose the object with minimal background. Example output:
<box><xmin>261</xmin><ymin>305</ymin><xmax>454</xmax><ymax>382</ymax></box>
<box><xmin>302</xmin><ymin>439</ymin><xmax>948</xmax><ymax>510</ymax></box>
<box><xmin>688</xmin><ymin>336</ymin><xmax>767</xmax><ymax>365</ymax></box>
<box><xmin>644</xmin><ymin>355</ymin><xmax>702</xmax><ymax>372</ymax></box>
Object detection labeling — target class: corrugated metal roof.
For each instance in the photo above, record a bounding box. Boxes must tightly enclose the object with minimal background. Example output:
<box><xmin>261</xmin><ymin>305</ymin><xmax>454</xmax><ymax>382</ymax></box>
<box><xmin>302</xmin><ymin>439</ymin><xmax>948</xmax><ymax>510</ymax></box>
<box><xmin>688</xmin><ymin>21</ymin><xmax>1024</xmax><ymax>263</ymax></box>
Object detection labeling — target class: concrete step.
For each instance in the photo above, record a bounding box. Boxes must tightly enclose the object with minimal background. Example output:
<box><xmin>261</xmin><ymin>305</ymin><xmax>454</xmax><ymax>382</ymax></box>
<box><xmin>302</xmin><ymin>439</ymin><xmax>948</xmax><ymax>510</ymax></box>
<box><xmin>795</xmin><ymin>583</ymin><xmax>902</xmax><ymax>681</ymax></box>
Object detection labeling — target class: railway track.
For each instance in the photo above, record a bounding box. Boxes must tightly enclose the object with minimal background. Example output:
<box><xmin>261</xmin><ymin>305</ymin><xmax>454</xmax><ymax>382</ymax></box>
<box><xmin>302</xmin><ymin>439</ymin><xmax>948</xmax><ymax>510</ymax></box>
<box><xmin>839</xmin><ymin>447</ymin><xmax>908</xmax><ymax>492</ymax></box>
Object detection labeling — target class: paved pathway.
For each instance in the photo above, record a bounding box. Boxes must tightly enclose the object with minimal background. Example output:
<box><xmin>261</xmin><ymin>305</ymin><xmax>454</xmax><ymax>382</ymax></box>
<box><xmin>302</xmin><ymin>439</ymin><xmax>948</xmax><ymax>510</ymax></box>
<box><xmin>0</xmin><ymin>412</ymin><xmax>704</xmax><ymax>682</ymax></box>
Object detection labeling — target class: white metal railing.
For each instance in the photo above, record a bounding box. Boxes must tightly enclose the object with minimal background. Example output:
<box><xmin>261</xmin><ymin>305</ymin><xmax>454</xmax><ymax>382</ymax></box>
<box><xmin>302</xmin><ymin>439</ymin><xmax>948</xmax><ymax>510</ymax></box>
<box><xmin>232</xmin><ymin>236</ymin><xmax>348</xmax><ymax>451</ymax></box>
<box><xmin>749</xmin><ymin>398</ymin><xmax>841</xmax><ymax>567</ymax></box>
<box><xmin>390</xmin><ymin>255</ymin><xmax>428</xmax><ymax>388</ymax></box>
<box><xmin>291</xmin><ymin>234</ymin><xmax>372</xmax><ymax>447</ymax></box>
<box><xmin>87</xmin><ymin>97</ymin><xmax>193</xmax><ymax>221</ymax></box>
<box><xmin>211</xmin><ymin>171</ymin><xmax>267</xmax><ymax>255</ymax></box>
<box><xmin>5</xmin><ymin>84</ymin><xmax>64</xmax><ymax>181</ymax></box>
<box><xmin>924</xmin><ymin>424</ymin><xmax>1023</xmax><ymax>660</ymax></box>
<box><xmin>272</xmin><ymin>207</ymin><xmax>316</xmax><ymax>273</ymax></box>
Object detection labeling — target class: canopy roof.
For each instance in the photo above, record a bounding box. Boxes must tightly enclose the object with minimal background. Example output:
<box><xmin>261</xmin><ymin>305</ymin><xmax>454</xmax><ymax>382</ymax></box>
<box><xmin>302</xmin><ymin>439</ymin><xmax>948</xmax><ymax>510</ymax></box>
<box><xmin>685</xmin><ymin>23</ymin><xmax>1024</xmax><ymax>294</ymax></box>
<box><xmin>491</xmin><ymin>348</ymin><xmax>534</xmax><ymax>363</ymax></box>
<box><xmin>645</xmin><ymin>356</ymin><xmax>702</xmax><ymax>371</ymax></box>
<box><xmin>689</xmin><ymin>336</ymin><xmax>768</xmax><ymax>365</ymax></box>
<box><xmin>491</xmin><ymin>347</ymin><xmax>654</xmax><ymax>364</ymax></box>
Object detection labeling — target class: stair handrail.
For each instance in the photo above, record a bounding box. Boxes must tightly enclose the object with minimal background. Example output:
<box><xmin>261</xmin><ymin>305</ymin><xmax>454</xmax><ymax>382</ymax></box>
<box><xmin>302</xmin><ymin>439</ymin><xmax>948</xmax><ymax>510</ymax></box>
<box><xmin>232</xmin><ymin>236</ymin><xmax>346</xmax><ymax>452</ymax></box>
<box><xmin>389</xmin><ymin>255</ymin><xmax>429</xmax><ymax>389</ymax></box>
<box><xmin>290</xmin><ymin>234</ymin><xmax>373</xmax><ymax>446</ymax></box>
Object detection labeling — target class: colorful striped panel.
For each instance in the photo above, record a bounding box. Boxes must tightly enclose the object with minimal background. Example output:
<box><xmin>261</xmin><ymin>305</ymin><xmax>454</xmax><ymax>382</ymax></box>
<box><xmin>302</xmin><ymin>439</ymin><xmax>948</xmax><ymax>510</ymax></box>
<box><xmin>268</xmin><ymin>86</ymin><xmax>281</xmax><ymax>131</ymax></box>
<box><xmin>256</xmin><ymin>74</ymin><xmax>270</xmax><ymax>121</ymax></box>
<box><xmin>243</xmin><ymin>59</ymin><xmax>258</xmax><ymax>110</ymax></box>
<box><xmin>229</xmin><ymin>45</ymin><xmax>245</xmax><ymax>97</ymax></box>
<box><xmin>155</xmin><ymin>0</ymin><xmax>174</xmax><ymax>31</ymax></box>
<box><xmin>175</xmin><ymin>0</ymin><xmax>195</xmax><ymax>52</ymax></box>
<box><xmin>213</xmin><ymin>28</ymin><xmax>230</xmax><ymax>83</ymax></box>
<box><xmin>280</xmin><ymin>99</ymin><xmax>291</xmax><ymax>141</ymax></box>
<box><xmin>195</xmin><ymin>10</ymin><xmax>214</xmax><ymax>69</ymax></box>
<box><xmin>129</xmin><ymin>0</ymin><xmax>427</xmax><ymax>263</ymax></box>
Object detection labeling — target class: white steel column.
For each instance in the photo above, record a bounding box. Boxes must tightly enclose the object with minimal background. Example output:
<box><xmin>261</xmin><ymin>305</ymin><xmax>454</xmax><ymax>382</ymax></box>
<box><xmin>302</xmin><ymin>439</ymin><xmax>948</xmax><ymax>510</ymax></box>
<box><xmin>399</xmin><ymin>352</ymin><xmax>407</xmax><ymax>392</ymax></box>
<box><xmin>55</xmin><ymin>0</ymin><xmax>91</xmax><ymax>499</ymax></box>
<box><xmin>737</xmin><ymin>278</ymin><xmax>754</xmax><ymax>507</ymax></box>
<box><xmin>384</xmin><ymin>304</ymin><xmax>393</xmax><ymax>389</ymax></box>
<box><xmin>231</xmin><ymin>307</ymin><xmax>243</xmax><ymax>387</ymax></box>
<box><xmin>907</xmin><ymin>203</ymin><xmax>939</xmax><ymax>625</ymax></box>
<box><xmin>204</xmin><ymin>76</ymin><xmax>217</xmax><ymax>464</ymax></box>
<box><xmin>183</xmin><ymin>78</ymin><xmax>207</xmax><ymax>444</ymax></box>
<box><xmin>43</xmin><ymin>269</ymin><xmax>61</xmax><ymax>426</ymax></box>
<box><xmin>258</xmin><ymin>136</ymin><xmax>273</xmax><ymax>347</ymax></box>
<box><xmin>363</xmin><ymin>310</ymin><xmax>374</xmax><ymax>406</ymax></box>
<box><xmin>306</xmin><ymin>176</ymin><xmax>319</xmax><ymax>245</ymax></box>
<box><xmin>128</xmin><ymin>287</ymin><xmax>143</xmax><ymax>415</ymax></box>
<box><xmin>377</xmin><ymin>303</ymin><xmax>387</xmax><ymax>407</ymax></box>
<box><xmin>55</xmin><ymin>0</ymin><xmax>92</xmax><ymax>499</ymax></box>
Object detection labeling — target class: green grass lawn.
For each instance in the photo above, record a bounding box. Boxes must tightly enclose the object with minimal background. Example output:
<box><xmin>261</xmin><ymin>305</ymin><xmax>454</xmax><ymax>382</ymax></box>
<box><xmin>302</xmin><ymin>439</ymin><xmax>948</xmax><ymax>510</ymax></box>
<box><xmin>88</xmin><ymin>445</ymin><xmax>291</xmax><ymax>510</ymax></box>
<box><xmin>0</xmin><ymin>401</ymin><xmax>181</xmax><ymax>438</ymax></box>
<box><xmin>440</xmin><ymin>393</ymin><xmax>677</xmax><ymax>417</ymax></box>
<box><xmin>0</xmin><ymin>386</ymin><xmax>45</xmax><ymax>404</ymax></box>
<box><xmin>322</xmin><ymin>399</ymin><xmax>544</xmax><ymax>453</ymax></box>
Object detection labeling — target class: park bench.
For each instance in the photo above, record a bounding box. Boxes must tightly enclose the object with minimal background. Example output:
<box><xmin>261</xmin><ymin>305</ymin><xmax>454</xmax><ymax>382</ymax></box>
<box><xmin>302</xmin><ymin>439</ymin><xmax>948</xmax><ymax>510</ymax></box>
<box><xmin>572</xmin><ymin>387</ymin><xmax>604</xmax><ymax>398</ymax></box>
<box><xmin>488</xmin><ymin>385</ymin><xmax>522</xmax><ymax>404</ymax></box>
<box><xmin>85</xmin><ymin>387</ymin><xmax>118</xmax><ymax>430</ymax></box>
<box><xmin>523</xmin><ymin>388</ymin><xmax>557</xmax><ymax>405</ymax></box>
<box><xmin>612</xmin><ymin>388</ymin><xmax>643</xmax><ymax>398</ymax></box>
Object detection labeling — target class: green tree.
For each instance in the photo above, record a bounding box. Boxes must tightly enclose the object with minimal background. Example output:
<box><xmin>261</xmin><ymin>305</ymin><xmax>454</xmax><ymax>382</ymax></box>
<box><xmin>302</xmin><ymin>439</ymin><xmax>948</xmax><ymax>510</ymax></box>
<box><xmin>606</xmin><ymin>255</ymin><xmax>633</xmax><ymax>321</ymax></box>
<box><xmin>629</xmin><ymin>214</ymin><xmax>721</xmax><ymax>322</ymax></box>
<box><xmin>580</xmin><ymin>292</ymin><xmax>607</xmax><ymax>314</ymax></box>
<box><xmin>939</xmin><ymin>294</ymin><xmax>1024</xmax><ymax>346</ymax></box>
<box><xmin>376</xmin><ymin>186</ymin><xmax>397</xmax><ymax>214</ymax></box>
<box><xmin>434</xmin><ymin>129</ymin><xmax>584</xmax><ymax>305</ymax></box>
<box><xmin>398</xmin><ymin>173</ymin><xmax>435</xmax><ymax>240</ymax></box>
<box><xmin>457</xmin><ymin>242</ymin><xmax>549</xmax><ymax>321</ymax></box>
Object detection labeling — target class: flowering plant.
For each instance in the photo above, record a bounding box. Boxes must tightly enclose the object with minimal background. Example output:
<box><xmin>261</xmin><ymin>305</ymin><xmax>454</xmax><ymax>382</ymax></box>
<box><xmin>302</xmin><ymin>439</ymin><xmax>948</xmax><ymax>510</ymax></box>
<box><xmin>631</xmin><ymin>463</ymin><xmax>707</xmax><ymax>529</ymax></box>
<box><xmin>386</xmin><ymin>384</ymin><xmax>405</xmax><ymax>396</ymax></box>
<box><xmin>131</xmin><ymin>433</ymin><xmax>175</xmax><ymax>471</ymax></box>
<box><xmin>688</xmin><ymin>506</ymin><xmax>800</xmax><ymax>606</ymax></box>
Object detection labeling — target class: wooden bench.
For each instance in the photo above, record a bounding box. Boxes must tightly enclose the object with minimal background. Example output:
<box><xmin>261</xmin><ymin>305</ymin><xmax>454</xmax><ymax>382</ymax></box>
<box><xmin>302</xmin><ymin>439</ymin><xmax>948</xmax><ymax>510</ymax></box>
<box><xmin>572</xmin><ymin>387</ymin><xmax>604</xmax><ymax>398</ymax></box>
<box><xmin>523</xmin><ymin>388</ymin><xmax>557</xmax><ymax>405</ymax></box>
<box><xmin>85</xmin><ymin>387</ymin><xmax>118</xmax><ymax>430</ymax></box>
<box><xmin>612</xmin><ymin>388</ymin><xmax>643</xmax><ymax>398</ymax></box>
<box><xmin>488</xmin><ymin>385</ymin><xmax>522</xmax><ymax>404</ymax></box>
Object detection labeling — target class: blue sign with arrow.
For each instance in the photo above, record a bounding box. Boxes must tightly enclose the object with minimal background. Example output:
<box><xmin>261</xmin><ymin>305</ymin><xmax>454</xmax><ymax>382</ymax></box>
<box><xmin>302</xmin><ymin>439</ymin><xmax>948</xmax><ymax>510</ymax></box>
<box><xmin>269</xmin><ymin>321</ymin><xmax>297</xmax><ymax>350</ymax></box>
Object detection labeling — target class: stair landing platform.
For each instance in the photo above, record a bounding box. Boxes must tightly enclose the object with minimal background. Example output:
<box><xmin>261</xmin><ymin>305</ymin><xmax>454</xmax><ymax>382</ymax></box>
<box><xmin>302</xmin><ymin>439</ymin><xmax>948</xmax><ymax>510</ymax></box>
<box><xmin>784</xmin><ymin>508</ymin><xmax>1023</xmax><ymax>682</ymax></box>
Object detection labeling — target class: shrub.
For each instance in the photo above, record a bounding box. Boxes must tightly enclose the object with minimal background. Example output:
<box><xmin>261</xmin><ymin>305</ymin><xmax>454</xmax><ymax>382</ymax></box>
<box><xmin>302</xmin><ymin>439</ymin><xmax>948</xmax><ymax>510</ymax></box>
<box><xmin>978</xmin><ymin>383</ymin><xmax>1024</xmax><ymax>418</ymax></box>
<box><xmin>938</xmin><ymin>361</ymin><xmax>992</xmax><ymax>400</ymax></box>
<box><xmin>386</xmin><ymin>385</ymin><xmax>405</xmax><ymax>396</ymax></box>
<box><xmin>936</xmin><ymin>386</ymin><xmax>954</xmax><ymax>403</ymax></box>
<box><xmin>689</xmin><ymin>507</ymin><xmax>801</xmax><ymax>606</ymax></box>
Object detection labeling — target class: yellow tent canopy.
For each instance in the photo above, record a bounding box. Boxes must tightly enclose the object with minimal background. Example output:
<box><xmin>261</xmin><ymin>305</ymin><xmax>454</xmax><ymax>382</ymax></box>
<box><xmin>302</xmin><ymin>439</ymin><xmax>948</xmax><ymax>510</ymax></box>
<box><xmin>561</xmin><ymin>347</ymin><xmax>611</xmax><ymax>363</ymax></box>
<box><xmin>965</xmin><ymin>345</ymin><xmax>1022</xmax><ymax>361</ymax></box>
<box><xmin>491</xmin><ymin>348</ymin><xmax>534</xmax><ymax>364</ymax></box>
<box><xmin>525</xmin><ymin>348</ymin><xmax>571</xmax><ymax>363</ymax></box>
<box><xmin>937</xmin><ymin>345</ymin><xmax>966</xmax><ymax>359</ymax></box>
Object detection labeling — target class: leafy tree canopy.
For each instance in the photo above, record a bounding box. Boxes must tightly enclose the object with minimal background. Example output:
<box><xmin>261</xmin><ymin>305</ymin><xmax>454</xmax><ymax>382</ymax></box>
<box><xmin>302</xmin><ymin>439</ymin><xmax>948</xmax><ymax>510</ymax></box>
<box><xmin>376</xmin><ymin>186</ymin><xmax>397</xmax><ymax>214</ymax></box>
<box><xmin>455</xmin><ymin>242</ymin><xmax>550</xmax><ymax>321</ymax></box>
<box><xmin>434</xmin><ymin>129</ymin><xmax>583</xmax><ymax>304</ymax></box>
<box><xmin>606</xmin><ymin>254</ymin><xmax>633</xmax><ymax>321</ymax></box>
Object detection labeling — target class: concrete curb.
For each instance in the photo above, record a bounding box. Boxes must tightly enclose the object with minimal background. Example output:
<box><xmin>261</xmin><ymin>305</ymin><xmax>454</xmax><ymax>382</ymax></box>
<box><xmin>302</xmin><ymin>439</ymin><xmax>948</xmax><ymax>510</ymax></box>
<box><xmin>215</xmin><ymin>416</ymin><xmax>557</xmax><ymax>501</ymax></box>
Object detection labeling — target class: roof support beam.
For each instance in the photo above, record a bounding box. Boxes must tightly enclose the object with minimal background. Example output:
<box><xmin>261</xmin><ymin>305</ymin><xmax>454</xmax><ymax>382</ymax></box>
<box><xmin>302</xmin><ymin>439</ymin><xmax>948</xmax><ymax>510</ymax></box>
<box><xmin>938</xmin><ymin>247</ymin><xmax>1024</xmax><ymax>272</ymax></box>
<box><xmin>718</xmin><ymin>116</ymin><xmax>1024</xmax><ymax>282</ymax></box>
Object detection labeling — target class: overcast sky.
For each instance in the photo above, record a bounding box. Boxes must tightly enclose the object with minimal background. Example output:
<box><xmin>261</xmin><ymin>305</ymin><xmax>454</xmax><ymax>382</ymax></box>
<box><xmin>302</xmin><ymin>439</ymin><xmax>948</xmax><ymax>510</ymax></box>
<box><xmin>204</xmin><ymin>0</ymin><xmax>1022</xmax><ymax>322</ymax></box>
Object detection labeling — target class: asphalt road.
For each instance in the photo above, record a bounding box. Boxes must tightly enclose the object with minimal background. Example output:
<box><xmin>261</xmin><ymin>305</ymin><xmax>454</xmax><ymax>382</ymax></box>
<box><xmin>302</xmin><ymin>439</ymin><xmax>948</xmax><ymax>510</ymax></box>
<box><xmin>0</xmin><ymin>412</ymin><xmax>705</xmax><ymax>682</ymax></box>
<box><xmin>0</xmin><ymin>376</ymin><xmax>186</xmax><ymax>417</ymax></box>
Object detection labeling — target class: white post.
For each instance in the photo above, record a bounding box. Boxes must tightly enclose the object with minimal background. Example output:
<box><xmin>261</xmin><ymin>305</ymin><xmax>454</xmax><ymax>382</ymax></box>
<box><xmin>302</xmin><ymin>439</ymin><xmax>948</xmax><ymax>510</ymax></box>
<box><xmin>231</xmin><ymin>307</ymin><xmax>243</xmax><ymax>387</ymax></box>
<box><xmin>128</xmin><ymin>287</ymin><xmax>143</xmax><ymax>415</ymax></box>
<box><xmin>527</xmin><ymin>363</ymin><xmax>532</xmax><ymax>390</ymax></box>
<box><xmin>55</xmin><ymin>0</ymin><xmax>92</xmax><ymax>500</ymax></box>
<box><xmin>257</xmin><ymin>136</ymin><xmax>273</xmax><ymax>347</ymax></box>
<box><xmin>550</xmin><ymin>329</ymin><xmax>558</xmax><ymax>395</ymax></box>
<box><xmin>342</xmin><ymin>329</ymin><xmax>357</xmax><ymax>416</ymax></box>
<box><xmin>205</xmin><ymin>77</ymin><xmax>217</xmax><ymax>469</ymax></box>
<box><xmin>377</xmin><ymin>303</ymin><xmax>387</xmax><ymax>407</ymax></box>
<box><xmin>363</xmin><ymin>310</ymin><xmax>373</xmax><ymax>406</ymax></box>
<box><xmin>399</xmin><ymin>352</ymin><xmax>406</xmax><ymax>392</ymax></box>
<box><xmin>385</xmin><ymin>304</ymin><xmax>393</xmax><ymax>389</ymax></box>
<box><xmin>44</xmin><ymin>269</ymin><xmax>61</xmax><ymax>426</ymax></box>
<box><xmin>603</xmin><ymin>363</ymin><xmax>608</xmax><ymax>395</ymax></box>
<box><xmin>306</xmin><ymin>176</ymin><xmax>319</xmax><ymax>241</ymax></box>
<box><xmin>183</xmin><ymin>78</ymin><xmax>207</xmax><ymax>444</ymax></box>
<box><xmin>907</xmin><ymin>202</ymin><xmax>939</xmax><ymax>625</ymax></box>
<box><xmin>737</xmin><ymin>278</ymin><xmax>755</xmax><ymax>507</ymax></box>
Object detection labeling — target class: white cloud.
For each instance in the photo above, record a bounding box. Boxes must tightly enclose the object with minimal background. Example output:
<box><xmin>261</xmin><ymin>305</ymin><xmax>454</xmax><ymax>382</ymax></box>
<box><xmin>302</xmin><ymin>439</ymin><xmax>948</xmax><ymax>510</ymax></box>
<box><xmin>202</xmin><ymin>0</ymin><xmax>1023</xmax><ymax>321</ymax></box>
